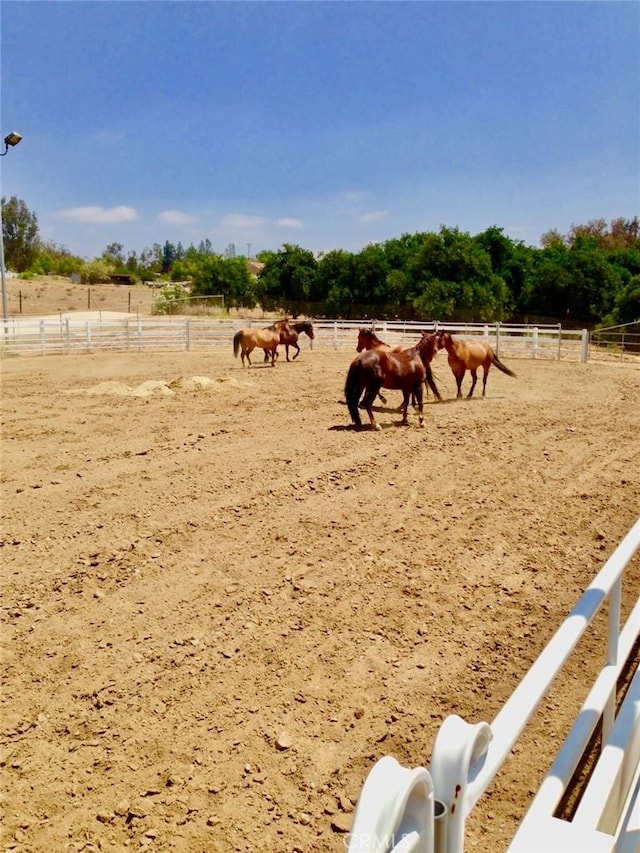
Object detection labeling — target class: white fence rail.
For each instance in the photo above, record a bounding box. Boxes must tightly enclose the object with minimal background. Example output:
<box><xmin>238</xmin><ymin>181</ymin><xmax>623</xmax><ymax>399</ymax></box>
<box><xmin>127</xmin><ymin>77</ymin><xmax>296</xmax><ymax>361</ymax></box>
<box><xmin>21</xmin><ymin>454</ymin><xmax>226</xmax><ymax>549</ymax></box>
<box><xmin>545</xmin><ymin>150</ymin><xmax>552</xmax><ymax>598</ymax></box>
<box><xmin>0</xmin><ymin>317</ymin><xmax>590</xmax><ymax>362</ymax></box>
<box><xmin>589</xmin><ymin>321</ymin><xmax>640</xmax><ymax>363</ymax></box>
<box><xmin>347</xmin><ymin>518</ymin><xmax>640</xmax><ymax>853</ymax></box>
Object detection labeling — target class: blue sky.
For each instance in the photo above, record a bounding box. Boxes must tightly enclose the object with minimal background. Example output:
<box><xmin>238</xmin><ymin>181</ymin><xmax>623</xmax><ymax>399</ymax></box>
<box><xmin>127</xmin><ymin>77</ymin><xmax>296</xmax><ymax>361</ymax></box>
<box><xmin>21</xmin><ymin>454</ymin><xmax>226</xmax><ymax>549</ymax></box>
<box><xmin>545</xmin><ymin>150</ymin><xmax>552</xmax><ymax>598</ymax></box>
<box><xmin>1</xmin><ymin>1</ymin><xmax>638</xmax><ymax>261</ymax></box>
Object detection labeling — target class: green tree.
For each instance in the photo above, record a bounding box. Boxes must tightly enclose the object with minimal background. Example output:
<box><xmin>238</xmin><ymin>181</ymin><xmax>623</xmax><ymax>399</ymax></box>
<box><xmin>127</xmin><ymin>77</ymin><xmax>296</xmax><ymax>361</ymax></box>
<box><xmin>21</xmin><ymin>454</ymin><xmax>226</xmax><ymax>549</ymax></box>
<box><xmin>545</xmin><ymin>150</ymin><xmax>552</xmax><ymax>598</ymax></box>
<box><xmin>198</xmin><ymin>238</ymin><xmax>214</xmax><ymax>255</ymax></box>
<box><xmin>80</xmin><ymin>259</ymin><xmax>112</xmax><ymax>284</ymax></box>
<box><xmin>138</xmin><ymin>244</ymin><xmax>163</xmax><ymax>281</ymax></box>
<box><xmin>161</xmin><ymin>241</ymin><xmax>177</xmax><ymax>274</ymax></box>
<box><xmin>102</xmin><ymin>242</ymin><xmax>126</xmax><ymax>266</ymax></box>
<box><xmin>315</xmin><ymin>250</ymin><xmax>356</xmax><ymax>314</ymax></box>
<box><xmin>1</xmin><ymin>196</ymin><xmax>40</xmax><ymax>271</ymax></box>
<box><xmin>522</xmin><ymin>240</ymin><xmax>621</xmax><ymax>324</ymax></box>
<box><xmin>610</xmin><ymin>275</ymin><xmax>640</xmax><ymax>325</ymax></box>
<box><xmin>258</xmin><ymin>244</ymin><xmax>317</xmax><ymax>312</ymax></box>
<box><xmin>351</xmin><ymin>243</ymin><xmax>390</xmax><ymax>305</ymax></box>
<box><xmin>25</xmin><ymin>240</ymin><xmax>82</xmax><ymax>276</ymax></box>
<box><xmin>172</xmin><ymin>253</ymin><xmax>255</xmax><ymax>309</ymax></box>
<box><xmin>474</xmin><ymin>226</ymin><xmax>531</xmax><ymax>312</ymax></box>
<box><xmin>408</xmin><ymin>227</ymin><xmax>509</xmax><ymax>321</ymax></box>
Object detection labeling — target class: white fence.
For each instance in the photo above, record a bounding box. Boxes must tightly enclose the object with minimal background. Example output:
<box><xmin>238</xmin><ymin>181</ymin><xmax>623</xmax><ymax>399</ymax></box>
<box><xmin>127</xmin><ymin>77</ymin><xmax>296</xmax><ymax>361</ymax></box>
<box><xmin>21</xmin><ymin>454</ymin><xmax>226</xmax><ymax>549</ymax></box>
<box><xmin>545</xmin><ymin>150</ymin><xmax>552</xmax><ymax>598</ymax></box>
<box><xmin>0</xmin><ymin>316</ymin><xmax>590</xmax><ymax>362</ymax></box>
<box><xmin>589</xmin><ymin>321</ymin><xmax>640</xmax><ymax>363</ymax></box>
<box><xmin>346</xmin><ymin>518</ymin><xmax>640</xmax><ymax>853</ymax></box>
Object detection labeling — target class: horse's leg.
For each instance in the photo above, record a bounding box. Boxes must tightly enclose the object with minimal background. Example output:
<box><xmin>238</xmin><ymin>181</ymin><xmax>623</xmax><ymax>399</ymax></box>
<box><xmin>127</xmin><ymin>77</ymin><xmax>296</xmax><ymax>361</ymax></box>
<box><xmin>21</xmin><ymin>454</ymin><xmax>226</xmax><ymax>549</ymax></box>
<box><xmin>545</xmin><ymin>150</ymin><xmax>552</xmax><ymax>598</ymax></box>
<box><xmin>291</xmin><ymin>342</ymin><xmax>300</xmax><ymax>360</ymax></box>
<box><xmin>361</xmin><ymin>390</ymin><xmax>386</xmax><ymax>408</ymax></box>
<box><xmin>417</xmin><ymin>385</ymin><xmax>425</xmax><ymax>427</ymax></box>
<box><xmin>362</xmin><ymin>386</ymin><xmax>381</xmax><ymax>430</ymax></box>
<box><xmin>271</xmin><ymin>347</ymin><xmax>277</xmax><ymax>366</ymax></box>
<box><xmin>399</xmin><ymin>390</ymin><xmax>411</xmax><ymax>425</ymax></box>
<box><xmin>263</xmin><ymin>348</ymin><xmax>270</xmax><ymax>363</ymax></box>
<box><xmin>467</xmin><ymin>368</ymin><xmax>478</xmax><ymax>398</ymax></box>
<box><xmin>455</xmin><ymin>370</ymin><xmax>464</xmax><ymax>398</ymax></box>
<box><xmin>482</xmin><ymin>361</ymin><xmax>491</xmax><ymax>396</ymax></box>
<box><xmin>413</xmin><ymin>383</ymin><xmax>425</xmax><ymax>427</ymax></box>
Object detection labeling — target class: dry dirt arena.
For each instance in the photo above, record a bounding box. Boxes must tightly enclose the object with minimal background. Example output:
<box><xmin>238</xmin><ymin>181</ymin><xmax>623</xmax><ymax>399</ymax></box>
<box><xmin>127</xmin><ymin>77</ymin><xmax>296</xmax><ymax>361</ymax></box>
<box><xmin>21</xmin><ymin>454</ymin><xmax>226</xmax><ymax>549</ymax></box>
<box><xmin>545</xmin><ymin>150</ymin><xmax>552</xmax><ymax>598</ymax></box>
<box><xmin>1</xmin><ymin>341</ymin><xmax>639</xmax><ymax>853</ymax></box>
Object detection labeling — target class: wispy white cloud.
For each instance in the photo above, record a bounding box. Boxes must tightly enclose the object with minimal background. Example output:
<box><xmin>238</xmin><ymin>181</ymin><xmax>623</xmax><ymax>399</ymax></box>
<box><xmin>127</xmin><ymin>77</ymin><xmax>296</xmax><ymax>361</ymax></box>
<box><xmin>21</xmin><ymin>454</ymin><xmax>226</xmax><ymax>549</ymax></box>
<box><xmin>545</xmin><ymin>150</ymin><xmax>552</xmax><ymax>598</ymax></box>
<box><xmin>56</xmin><ymin>205</ymin><xmax>137</xmax><ymax>224</ymax></box>
<box><xmin>221</xmin><ymin>213</ymin><xmax>265</xmax><ymax>229</ymax></box>
<box><xmin>158</xmin><ymin>209</ymin><xmax>197</xmax><ymax>225</ymax></box>
<box><xmin>359</xmin><ymin>210</ymin><xmax>389</xmax><ymax>224</ymax></box>
<box><xmin>277</xmin><ymin>217</ymin><xmax>304</xmax><ymax>229</ymax></box>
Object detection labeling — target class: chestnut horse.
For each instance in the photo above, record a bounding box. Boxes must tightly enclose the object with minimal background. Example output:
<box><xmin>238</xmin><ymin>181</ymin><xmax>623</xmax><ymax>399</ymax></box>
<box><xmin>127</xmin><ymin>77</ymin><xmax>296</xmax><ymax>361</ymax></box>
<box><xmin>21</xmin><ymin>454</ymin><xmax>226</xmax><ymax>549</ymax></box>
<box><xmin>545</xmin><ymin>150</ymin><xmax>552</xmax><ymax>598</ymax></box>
<box><xmin>263</xmin><ymin>320</ymin><xmax>314</xmax><ymax>362</ymax></box>
<box><xmin>356</xmin><ymin>328</ymin><xmax>441</xmax><ymax>402</ymax></box>
<box><xmin>233</xmin><ymin>320</ymin><xmax>291</xmax><ymax>367</ymax></box>
<box><xmin>345</xmin><ymin>331</ymin><xmax>439</xmax><ymax>430</ymax></box>
<box><xmin>435</xmin><ymin>331</ymin><xmax>516</xmax><ymax>398</ymax></box>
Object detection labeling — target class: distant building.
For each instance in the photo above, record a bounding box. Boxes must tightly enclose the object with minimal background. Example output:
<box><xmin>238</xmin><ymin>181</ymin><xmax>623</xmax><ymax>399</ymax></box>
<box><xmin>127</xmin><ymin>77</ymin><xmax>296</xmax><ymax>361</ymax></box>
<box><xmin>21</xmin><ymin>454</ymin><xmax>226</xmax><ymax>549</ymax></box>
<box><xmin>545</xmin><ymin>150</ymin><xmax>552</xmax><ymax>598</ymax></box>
<box><xmin>247</xmin><ymin>261</ymin><xmax>265</xmax><ymax>277</ymax></box>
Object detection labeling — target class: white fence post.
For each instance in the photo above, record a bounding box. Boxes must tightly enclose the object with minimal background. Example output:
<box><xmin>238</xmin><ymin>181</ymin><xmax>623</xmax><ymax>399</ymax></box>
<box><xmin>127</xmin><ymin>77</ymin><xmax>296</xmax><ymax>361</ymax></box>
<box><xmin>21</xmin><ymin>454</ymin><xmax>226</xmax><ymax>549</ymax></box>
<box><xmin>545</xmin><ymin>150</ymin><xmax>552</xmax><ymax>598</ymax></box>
<box><xmin>580</xmin><ymin>329</ymin><xmax>589</xmax><ymax>363</ymax></box>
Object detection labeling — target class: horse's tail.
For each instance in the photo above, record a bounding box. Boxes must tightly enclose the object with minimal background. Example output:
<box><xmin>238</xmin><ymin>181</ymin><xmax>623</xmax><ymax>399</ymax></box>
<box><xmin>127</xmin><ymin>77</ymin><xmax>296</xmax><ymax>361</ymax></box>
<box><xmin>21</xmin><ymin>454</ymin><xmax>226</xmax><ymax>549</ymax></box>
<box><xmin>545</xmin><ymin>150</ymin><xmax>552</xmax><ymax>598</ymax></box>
<box><xmin>344</xmin><ymin>361</ymin><xmax>363</xmax><ymax>426</ymax></box>
<box><xmin>425</xmin><ymin>364</ymin><xmax>442</xmax><ymax>400</ymax></box>
<box><xmin>233</xmin><ymin>330</ymin><xmax>242</xmax><ymax>358</ymax></box>
<box><xmin>492</xmin><ymin>353</ymin><xmax>516</xmax><ymax>378</ymax></box>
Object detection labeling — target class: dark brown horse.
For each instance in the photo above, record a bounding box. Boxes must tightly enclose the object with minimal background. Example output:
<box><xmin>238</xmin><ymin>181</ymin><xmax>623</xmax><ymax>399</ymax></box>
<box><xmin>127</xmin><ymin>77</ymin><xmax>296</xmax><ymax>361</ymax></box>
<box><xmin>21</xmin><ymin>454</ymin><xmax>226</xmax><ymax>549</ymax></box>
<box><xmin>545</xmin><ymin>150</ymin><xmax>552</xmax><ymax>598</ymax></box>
<box><xmin>263</xmin><ymin>320</ymin><xmax>314</xmax><ymax>362</ymax></box>
<box><xmin>233</xmin><ymin>320</ymin><xmax>290</xmax><ymax>367</ymax></box>
<box><xmin>345</xmin><ymin>331</ymin><xmax>439</xmax><ymax>430</ymax></box>
<box><xmin>356</xmin><ymin>327</ymin><xmax>441</xmax><ymax>402</ymax></box>
<box><xmin>436</xmin><ymin>331</ymin><xmax>516</xmax><ymax>397</ymax></box>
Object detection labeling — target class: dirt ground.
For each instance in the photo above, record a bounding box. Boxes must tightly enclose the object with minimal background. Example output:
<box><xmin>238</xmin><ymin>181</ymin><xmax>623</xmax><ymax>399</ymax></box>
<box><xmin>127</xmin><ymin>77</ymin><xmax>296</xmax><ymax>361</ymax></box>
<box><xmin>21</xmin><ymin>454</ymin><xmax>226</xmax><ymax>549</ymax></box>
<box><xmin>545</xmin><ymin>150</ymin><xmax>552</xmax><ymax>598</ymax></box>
<box><xmin>1</xmin><ymin>281</ymin><xmax>639</xmax><ymax>853</ymax></box>
<box><xmin>4</xmin><ymin>277</ymin><xmax>158</xmax><ymax>320</ymax></box>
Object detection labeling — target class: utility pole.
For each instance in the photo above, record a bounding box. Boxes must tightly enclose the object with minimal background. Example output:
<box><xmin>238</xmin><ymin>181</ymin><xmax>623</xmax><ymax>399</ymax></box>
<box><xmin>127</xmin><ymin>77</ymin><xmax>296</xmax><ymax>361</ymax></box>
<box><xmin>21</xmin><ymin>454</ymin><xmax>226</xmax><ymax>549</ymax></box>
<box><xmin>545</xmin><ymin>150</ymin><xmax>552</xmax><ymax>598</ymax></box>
<box><xmin>1</xmin><ymin>131</ymin><xmax>23</xmax><ymax>333</ymax></box>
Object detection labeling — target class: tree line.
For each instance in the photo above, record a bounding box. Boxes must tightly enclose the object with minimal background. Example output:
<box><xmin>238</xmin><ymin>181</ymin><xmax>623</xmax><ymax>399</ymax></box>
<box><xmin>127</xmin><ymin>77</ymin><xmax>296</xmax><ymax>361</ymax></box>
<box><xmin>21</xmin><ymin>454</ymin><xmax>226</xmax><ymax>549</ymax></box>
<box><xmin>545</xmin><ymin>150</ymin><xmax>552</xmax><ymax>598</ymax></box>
<box><xmin>2</xmin><ymin>195</ymin><xmax>639</xmax><ymax>327</ymax></box>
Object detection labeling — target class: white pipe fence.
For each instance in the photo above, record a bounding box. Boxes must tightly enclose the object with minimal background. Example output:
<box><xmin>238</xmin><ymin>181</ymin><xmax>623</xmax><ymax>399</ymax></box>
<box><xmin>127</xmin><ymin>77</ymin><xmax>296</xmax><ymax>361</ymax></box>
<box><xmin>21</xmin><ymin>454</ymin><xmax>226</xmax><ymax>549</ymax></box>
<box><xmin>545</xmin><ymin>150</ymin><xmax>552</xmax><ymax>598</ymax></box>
<box><xmin>347</xmin><ymin>518</ymin><xmax>640</xmax><ymax>853</ymax></box>
<box><xmin>0</xmin><ymin>317</ymin><xmax>590</xmax><ymax>362</ymax></box>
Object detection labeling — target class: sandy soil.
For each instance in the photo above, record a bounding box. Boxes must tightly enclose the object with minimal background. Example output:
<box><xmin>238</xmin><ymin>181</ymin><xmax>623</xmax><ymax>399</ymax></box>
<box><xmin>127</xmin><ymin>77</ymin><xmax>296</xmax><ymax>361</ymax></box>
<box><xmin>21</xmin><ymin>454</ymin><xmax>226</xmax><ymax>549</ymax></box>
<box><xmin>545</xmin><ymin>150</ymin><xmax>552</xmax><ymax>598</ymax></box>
<box><xmin>1</xmin><ymin>282</ymin><xmax>639</xmax><ymax>853</ymax></box>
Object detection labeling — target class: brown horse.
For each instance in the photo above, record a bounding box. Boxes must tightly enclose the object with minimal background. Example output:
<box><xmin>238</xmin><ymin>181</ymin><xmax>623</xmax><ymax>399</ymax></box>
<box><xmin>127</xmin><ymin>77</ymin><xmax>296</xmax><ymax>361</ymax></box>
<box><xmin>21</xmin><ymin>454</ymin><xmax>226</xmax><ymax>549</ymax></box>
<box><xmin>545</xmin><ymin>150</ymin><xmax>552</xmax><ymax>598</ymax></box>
<box><xmin>435</xmin><ymin>331</ymin><xmax>516</xmax><ymax>398</ymax></box>
<box><xmin>263</xmin><ymin>320</ymin><xmax>314</xmax><ymax>362</ymax></box>
<box><xmin>233</xmin><ymin>320</ymin><xmax>290</xmax><ymax>367</ymax></box>
<box><xmin>345</xmin><ymin>331</ymin><xmax>439</xmax><ymax>430</ymax></box>
<box><xmin>356</xmin><ymin>328</ymin><xmax>441</xmax><ymax>402</ymax></box>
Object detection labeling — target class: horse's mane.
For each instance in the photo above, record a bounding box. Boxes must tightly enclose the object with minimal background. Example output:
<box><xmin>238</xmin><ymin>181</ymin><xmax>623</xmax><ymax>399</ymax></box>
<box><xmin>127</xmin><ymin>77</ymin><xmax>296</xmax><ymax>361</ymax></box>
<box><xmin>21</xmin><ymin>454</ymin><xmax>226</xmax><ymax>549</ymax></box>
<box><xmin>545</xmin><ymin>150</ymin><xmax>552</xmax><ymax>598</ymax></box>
<box><xmin>359</xmin><ymin>328</ymin><xmax>388</xmax><ymax>346</ymax></box>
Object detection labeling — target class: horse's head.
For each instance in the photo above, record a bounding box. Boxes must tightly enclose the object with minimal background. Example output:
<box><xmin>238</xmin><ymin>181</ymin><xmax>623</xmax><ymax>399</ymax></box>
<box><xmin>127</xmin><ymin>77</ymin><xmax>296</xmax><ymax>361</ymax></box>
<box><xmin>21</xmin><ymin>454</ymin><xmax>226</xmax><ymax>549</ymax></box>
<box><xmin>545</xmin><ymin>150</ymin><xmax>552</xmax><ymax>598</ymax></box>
<box><xmin>417</xmin><ymin>331</ymin><xmax>438</xmax><ymax>363</ymax></box>
<box><xmin>435</xmin><ymin>331</ymin><xmax>450</xmax><ymax>350</ymax></box>
<box><xmin>356</xmin><ymin>328</ymin><xmax>383</xmax><ymax>351</ymax></box>
<box><xmin>356</xmin><ymin>328</ymin><xmax>372</xmax><ymax>352</ymax></box>
<box><xmin>305</xmin><ymin>323</ymin><xmax>315</xmax><ymax>340</ymax></box>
